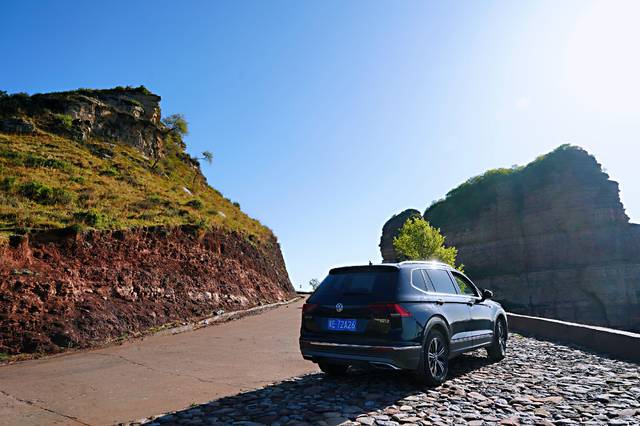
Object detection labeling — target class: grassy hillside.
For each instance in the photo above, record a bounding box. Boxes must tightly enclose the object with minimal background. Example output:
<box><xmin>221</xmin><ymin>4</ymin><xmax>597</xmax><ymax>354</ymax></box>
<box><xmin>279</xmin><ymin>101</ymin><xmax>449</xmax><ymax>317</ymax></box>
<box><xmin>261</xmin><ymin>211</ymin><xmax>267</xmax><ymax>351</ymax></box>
<box><xmin>0</xmin><ymin>131</ymin><xmax>270</xmax><ymax>243</ymax></box>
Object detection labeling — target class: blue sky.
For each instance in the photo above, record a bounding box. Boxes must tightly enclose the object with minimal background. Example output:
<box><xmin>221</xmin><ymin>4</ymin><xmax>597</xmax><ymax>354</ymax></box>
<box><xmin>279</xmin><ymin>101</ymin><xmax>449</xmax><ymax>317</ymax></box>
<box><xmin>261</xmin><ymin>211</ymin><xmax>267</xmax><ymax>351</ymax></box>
<box><xmin>2</xmin><ymin>1</ymin><xmax>639</xmax><ymax>290</ymax></box>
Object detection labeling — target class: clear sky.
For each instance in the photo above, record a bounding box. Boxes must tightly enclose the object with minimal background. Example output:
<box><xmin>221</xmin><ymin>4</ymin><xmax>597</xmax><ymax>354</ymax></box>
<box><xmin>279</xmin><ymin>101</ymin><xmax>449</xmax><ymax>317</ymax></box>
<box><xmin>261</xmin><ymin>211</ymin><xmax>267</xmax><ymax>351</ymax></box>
<box><xmin>2</xmin><ymin>1</ymin><xmax>639</xmax><ymax>291</ymax></box>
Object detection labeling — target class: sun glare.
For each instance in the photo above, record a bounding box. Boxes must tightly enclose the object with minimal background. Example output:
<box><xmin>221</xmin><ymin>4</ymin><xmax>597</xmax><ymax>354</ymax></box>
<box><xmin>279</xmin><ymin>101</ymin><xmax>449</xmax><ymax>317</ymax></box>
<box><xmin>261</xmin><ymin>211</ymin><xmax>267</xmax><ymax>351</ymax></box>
<box><xmin>565</xmin><ymin>0</ymin><xmax>640</xmax><ymax>115</ymax></box>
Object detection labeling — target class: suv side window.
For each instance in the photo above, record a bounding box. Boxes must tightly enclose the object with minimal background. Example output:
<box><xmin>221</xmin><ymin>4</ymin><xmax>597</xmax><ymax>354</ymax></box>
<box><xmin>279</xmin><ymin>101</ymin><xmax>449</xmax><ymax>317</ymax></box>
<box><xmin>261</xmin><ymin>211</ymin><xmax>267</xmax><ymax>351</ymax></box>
<box><xmin>411</xmin><ymin>269</ymin><xmax>427</xmax><ymax>291</ymax></box>
<box><xmin>425</xmin><ymin>269</ymin><xmax>458</xmax><ymax>294</ymax></box>
<box><xmin>411</xmin><ymin>269</ymin><xmax>436</xmax><ymax>292</ymax></box>
<box><xmin>420</xmin><ymin>270</ymin><xmax>436</xmax><ymax>292</ymax></box>
<box><xmin>451</xmin><ymin>272</ymin><xmax>478</xmax><ymax>297</ymax></box>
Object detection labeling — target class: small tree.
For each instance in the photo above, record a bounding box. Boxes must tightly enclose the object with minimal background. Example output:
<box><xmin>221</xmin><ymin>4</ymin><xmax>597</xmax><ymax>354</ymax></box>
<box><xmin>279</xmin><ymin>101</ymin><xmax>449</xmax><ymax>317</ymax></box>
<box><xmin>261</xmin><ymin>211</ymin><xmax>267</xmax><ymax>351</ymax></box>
<box><xmin>151</xmin><ymin>114</ymin><xmax>189</xmax><ymax>170</ymax></box>
<box><xmin>162</xmin><ymin>113</ymin><xmax>188</xmax><ymax>136</ymax></box>
<box><xmin>393</xmin><ymin>217</ymin><xmax>463</xmax><ymax>270</ymax></box>
<box><xmin>190</xmin><ymin>151</ymin><xmax>214</xmax><ymax>191</ymax></box>
<box><xmin>200</xmin><ymin>151</ymin><xmax>213</xmax><ymax>164</ymax></box>
<box><xmin>309</xmin><ymin>278</ymin><xmax>321</xmax><ymax>291</ymax></box>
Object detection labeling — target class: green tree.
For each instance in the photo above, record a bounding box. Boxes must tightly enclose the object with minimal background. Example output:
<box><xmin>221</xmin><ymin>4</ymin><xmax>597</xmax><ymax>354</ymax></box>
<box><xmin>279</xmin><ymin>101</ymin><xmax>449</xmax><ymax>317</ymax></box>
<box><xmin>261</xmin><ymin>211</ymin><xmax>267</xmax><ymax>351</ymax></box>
<box><xmin>190</xmin><ymin>151</ymin><xmax>214</xmax><ymax>191</ymax></box>
<box><xmin>200</xmin><ymin>151</ymin><xmax>213</xmax><ymax>164</ymax></box>
<box><xmin>162</xmin><ymin>113</ymin><xmax>189</xmax><ymax>135</ymax></box>
<box><xmin>151</xmin><ymin>113</ymin><xmax>189</xmax><ymax>170</ymax></box>
<box><xmin>393</xmin><ymin>217</ymin><xmax>463</xmax><ymax>270</ymax></box>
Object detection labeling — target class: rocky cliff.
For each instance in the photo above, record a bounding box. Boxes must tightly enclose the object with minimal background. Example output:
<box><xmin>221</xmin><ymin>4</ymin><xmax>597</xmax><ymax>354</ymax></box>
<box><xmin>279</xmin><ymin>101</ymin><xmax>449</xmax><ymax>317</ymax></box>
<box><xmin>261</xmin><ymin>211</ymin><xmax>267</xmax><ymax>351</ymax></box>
<box><xmin>380</xmin><ymin>145</ymin><xmax>640</xmax><ymax>332</ymax></box>
<box><xmin>0</xmin><ymin>86</ymin><xmax>165</xmax><ymax>159</ymax></box>
<box><xmin>0</xmin><ymin>87</ymin><xmax>295</xmax><ymax>354</ymax></box>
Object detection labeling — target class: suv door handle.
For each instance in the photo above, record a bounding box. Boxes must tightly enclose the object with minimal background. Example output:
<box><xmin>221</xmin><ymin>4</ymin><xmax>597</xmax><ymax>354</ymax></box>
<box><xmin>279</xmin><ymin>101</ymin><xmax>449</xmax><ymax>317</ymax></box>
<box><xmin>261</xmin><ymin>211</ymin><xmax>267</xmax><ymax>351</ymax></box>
<box><xmin>466</xmin><ymin>300</ymin><xmax>474</xmax><ymax>306</ymax></box>
<box><xmin>436</xmin><ymin>299</ymin><xmax>444</xmax><ymax>305</ymax></box>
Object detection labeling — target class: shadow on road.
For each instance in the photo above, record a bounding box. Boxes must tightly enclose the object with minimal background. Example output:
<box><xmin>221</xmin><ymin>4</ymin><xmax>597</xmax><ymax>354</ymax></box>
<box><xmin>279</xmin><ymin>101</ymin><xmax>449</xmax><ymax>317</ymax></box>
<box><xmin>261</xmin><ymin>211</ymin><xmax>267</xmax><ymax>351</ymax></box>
<box><xmin>144</xmin><ymin>350</ymin><xmax>497</xmax><ymax>425</ymax></box>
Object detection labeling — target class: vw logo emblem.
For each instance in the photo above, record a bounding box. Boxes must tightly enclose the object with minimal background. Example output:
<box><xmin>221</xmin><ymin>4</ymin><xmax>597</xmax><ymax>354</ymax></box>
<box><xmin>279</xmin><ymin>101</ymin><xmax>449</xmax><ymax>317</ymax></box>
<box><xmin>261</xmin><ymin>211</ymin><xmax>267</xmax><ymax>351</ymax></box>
<box><xmin>335</xmin><ymin>303</ymin><xmax>343</xmax><ymax>312</ymax></box>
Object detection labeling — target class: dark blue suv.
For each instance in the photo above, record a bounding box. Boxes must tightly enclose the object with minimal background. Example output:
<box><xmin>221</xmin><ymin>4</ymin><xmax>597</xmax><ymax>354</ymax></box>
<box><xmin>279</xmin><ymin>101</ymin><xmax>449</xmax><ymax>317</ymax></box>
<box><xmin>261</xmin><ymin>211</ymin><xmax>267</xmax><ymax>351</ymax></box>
<box><xmin>299</xmin><ymin>261</ymin><xmax>507</xmax><ymax>386</ymax></box>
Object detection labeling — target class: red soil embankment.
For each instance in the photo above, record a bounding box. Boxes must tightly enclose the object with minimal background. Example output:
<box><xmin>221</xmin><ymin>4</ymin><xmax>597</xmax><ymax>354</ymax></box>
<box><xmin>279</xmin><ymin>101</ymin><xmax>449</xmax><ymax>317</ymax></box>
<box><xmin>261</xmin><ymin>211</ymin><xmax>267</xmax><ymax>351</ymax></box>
<box><xmin>0</xmin><ymin>225</ymin><xmax>294</xmax><ymax>354</ymax></box>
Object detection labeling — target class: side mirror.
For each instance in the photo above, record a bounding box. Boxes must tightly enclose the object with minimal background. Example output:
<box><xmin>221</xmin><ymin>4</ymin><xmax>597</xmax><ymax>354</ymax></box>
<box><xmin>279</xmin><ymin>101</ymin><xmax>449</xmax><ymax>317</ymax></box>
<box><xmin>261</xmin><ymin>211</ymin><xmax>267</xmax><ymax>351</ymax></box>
<box><xmin>481</xmin><ymin>289</ymin><xmax>493</xmax><ymax>301</ymax></box>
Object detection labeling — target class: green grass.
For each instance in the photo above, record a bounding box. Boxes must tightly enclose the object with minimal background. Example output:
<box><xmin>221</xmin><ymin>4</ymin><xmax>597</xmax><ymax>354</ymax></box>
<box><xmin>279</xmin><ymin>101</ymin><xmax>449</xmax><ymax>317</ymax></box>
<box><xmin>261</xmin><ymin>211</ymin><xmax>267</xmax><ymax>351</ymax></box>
<box><xmin>53</xmin><ymin>113</ymin><xmax>73</xmax><ymax>130</ymax></box>
<box><xmin>0</xmin><ymin>132</ymin><xmax>271</xmax><ymax>240</ymax></box>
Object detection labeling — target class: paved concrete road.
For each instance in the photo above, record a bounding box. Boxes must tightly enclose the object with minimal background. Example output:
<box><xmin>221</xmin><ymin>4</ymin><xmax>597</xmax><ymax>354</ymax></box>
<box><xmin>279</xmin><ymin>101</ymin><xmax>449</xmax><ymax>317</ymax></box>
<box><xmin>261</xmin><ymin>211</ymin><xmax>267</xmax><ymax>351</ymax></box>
<box><xmin>0</xmin><ymin>298</ymin><xmax>317</xmax><ymax>425</ymax></box>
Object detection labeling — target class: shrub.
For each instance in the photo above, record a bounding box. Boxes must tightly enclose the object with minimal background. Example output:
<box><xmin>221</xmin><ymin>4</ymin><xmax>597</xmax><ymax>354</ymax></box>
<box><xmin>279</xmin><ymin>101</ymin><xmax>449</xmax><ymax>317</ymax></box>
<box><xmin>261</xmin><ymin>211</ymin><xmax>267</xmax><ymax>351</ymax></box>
<box><xmin>134</xmin><ymin>194</ymin><xmax>166</xmax><ymax>211</ymax></box>
<box><xmin>113</xmin><ymin>85</ymin><xmax>152</xmax><ymax>95</ymax></box>
<box><xmin>136</xmin><ymin>85</ymin><xmax>152</xmax><ymax>95</ymax></box>
<box><xmin>193</xmin><ymin>217</ymin><xmax>209</xmax><ymax>230</ymax></box>
<box><xmin>23</xmin><ymin>153</ymin><xmax>71</xmax><ymax>171</ymax></box>
<box><xmin>100</xmin><ymin>166</ymin><xmax>119</xmax><ymax>177</ymax></box>
<box><xmin>147</xmin><ymin>194</ymin><xmax>163</xmax><ymax>205</ymax></box>
<box><xmin>19</xmin><ymin>181</ymin><xmax>74</xmax><ymax>205</ymax></box>
<box><xmin>125</xmin><ymin>98</ymin><xmax>143</xmax><ymax>108</ymax></box>
<box><xmin>0</xmin><ymin>149</ymin><xmax>70</xmax><ymax>171</ymax></box>
<box><xmin>73</xmin><ymin>209</ymin><xmax>108</xmax><ymax>227</ymax></box>
<box><xmin>53</xmin><ymin>114</ymin><xmax>74</xmax><ymax>130</ymax></box>
<box><xmin>0</xmin><ymin>148</ymin><xmax>20</xmax><ymax>162</ymax></box>
<box><xmin>0</xmin><ymin>176</ymin><xmax>16</xmax><ymax>191</ymax></box>
<box><xmin>186</xmin><ymin>198</ymin><xmax>203</xmax><ymax>209</ymax></box>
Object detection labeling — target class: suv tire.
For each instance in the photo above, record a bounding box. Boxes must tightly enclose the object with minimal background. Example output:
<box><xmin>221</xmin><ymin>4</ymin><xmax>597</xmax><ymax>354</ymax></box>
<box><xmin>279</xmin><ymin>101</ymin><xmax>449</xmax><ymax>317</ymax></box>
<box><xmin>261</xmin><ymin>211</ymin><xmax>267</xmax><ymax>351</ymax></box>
<box><xmin>318</xmin><ymin>362</ymin><xmax>349</xmax><ymax>376</ymax></box>
<box><xmin>413</xmin><ymin>329</ymin><xmax>449</xmax><ymax>387</ymax></box>
<box><xmin>487</xmin><ymin>317</ymin><xmax>507</xmax><ymax>361</ymax></box>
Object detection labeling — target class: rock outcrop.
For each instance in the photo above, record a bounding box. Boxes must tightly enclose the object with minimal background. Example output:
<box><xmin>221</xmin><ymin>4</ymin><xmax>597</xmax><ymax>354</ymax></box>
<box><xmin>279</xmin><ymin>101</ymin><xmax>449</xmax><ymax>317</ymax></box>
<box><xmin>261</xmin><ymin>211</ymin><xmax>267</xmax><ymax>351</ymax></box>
<box><xmin>0</xmin><ymin>86</ymin><xmax>166</xmax><ymax>158</ymax></box>
<box><xmin>0</xmin><ymin>226</ymin><xmax>293</xmax><ymax>354</ymax></box>
<box><xmin>380</xmin><ymin>145</ymin><xmax>640</xmax><ymax>332</ymax></box>
<box><xmin>379</xmin><ymin>209</ymin><xmax>421</xmax><ymax>263</ymax></box>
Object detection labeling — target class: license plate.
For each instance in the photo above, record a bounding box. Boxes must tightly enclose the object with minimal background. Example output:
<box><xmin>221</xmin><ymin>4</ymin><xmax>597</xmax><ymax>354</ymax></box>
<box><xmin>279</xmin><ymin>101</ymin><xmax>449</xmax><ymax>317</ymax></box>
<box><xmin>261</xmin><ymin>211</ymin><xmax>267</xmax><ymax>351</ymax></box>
<box><xmin>327</xmin><ymin>319</ymin><xmax>357</xmax><ymax>331</ymax></box>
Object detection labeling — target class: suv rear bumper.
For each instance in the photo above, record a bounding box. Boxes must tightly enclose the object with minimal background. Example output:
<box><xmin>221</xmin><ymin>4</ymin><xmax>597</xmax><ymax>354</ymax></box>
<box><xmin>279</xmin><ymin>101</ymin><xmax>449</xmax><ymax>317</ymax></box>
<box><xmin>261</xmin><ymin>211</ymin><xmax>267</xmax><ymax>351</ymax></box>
<box><xmin>299</xmin><ymin>339</ymin><xmax>422</xmax><ymax>370</ymax></box>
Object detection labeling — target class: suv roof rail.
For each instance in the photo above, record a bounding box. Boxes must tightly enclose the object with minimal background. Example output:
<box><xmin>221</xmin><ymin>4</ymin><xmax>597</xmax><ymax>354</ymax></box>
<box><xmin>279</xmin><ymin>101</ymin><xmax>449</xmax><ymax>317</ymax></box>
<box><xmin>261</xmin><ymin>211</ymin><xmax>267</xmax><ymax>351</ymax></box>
<box><xmin>398</xmin><ymin>260</ymin><xmax>452</xmax><ymax>267</ymax></box>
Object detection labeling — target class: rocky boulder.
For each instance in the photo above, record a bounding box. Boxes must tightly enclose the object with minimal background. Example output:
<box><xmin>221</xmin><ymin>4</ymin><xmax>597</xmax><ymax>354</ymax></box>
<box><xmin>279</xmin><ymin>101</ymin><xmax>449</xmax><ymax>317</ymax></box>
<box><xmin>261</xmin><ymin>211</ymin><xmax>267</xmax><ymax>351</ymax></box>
<box><xmin>379</xmin><ymin>209</ymin><xmax>421</xmax><ymax>262</ymax></box>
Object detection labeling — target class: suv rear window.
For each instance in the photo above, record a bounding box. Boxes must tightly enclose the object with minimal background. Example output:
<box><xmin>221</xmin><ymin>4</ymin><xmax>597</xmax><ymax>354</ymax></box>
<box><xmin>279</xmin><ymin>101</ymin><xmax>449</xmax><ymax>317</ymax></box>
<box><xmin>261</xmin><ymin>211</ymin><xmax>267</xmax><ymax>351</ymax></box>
<box><xmin>310</xmin><ymin>267</ymin><xmax>398</xmax><ymax>302</ymax></box>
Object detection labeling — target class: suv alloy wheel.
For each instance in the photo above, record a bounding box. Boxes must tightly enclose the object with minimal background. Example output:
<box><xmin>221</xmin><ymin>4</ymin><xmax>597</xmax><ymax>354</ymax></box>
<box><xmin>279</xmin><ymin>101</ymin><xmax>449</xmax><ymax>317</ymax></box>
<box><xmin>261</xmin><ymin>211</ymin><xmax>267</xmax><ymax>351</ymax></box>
<box><xmin>486</xmin><ymin>318</ymin><xmax>507</xmax><ymax>361</ymax></box>
<box><xmin>413</xmin><ymin>329</ymin><xmax>449</xmax><ymax>386</ymax></box>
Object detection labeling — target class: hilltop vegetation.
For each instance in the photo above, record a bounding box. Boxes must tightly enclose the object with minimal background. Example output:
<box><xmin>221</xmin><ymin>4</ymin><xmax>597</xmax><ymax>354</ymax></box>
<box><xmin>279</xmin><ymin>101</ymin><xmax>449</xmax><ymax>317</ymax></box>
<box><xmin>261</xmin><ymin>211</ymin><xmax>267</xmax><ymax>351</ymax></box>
<box><xmin>425</xmin><ymin>144</ymin><xmax>606</xmax><ymax>226</ymax></box>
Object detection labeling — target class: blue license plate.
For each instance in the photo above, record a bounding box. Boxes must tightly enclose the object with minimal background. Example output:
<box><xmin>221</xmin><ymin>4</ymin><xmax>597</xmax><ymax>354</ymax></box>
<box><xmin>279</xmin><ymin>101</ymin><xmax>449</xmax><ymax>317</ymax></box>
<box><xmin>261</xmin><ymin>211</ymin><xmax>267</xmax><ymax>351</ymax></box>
<box><xmin>327</xmin><ymin>319</ymin><xmax>357</xmax><ymax>331</ymax></box>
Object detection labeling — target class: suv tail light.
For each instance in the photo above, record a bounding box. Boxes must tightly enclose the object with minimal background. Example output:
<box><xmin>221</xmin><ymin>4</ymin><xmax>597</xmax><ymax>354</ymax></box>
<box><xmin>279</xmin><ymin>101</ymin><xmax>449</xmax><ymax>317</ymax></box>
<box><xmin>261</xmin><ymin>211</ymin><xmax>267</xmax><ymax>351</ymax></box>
<box><xmin>302</xmin><ymin>303</ymin><xmax>318</xmax><ymax>314</ymax></box>
<box><xmin>368</xmin><ymin>303</ymin><xmax>412</xmax><ymax>317</ymax></box>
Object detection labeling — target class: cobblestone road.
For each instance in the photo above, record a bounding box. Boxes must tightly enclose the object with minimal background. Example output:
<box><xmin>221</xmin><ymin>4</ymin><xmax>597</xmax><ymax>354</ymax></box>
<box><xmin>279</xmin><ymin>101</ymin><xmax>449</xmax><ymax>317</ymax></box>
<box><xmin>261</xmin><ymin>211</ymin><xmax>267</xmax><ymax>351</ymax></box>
<box><xmin>140</xmin><ymin>334</ymin><xmax>640</xmax><ymax>426</ymax></box>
